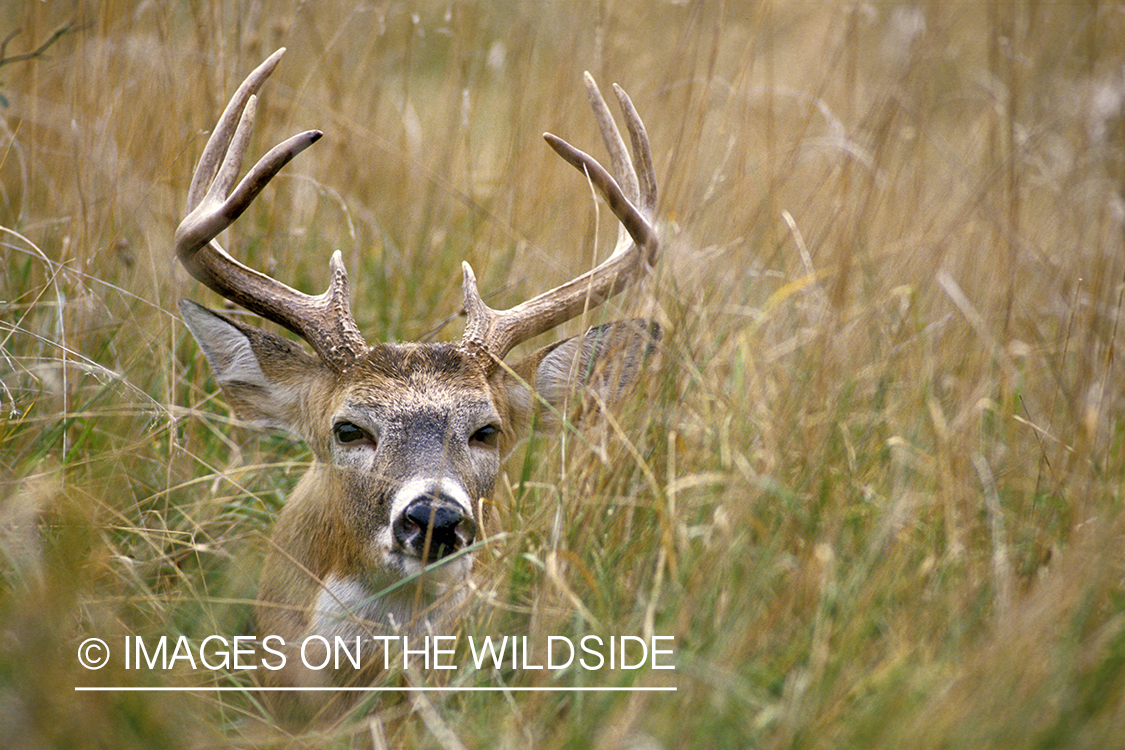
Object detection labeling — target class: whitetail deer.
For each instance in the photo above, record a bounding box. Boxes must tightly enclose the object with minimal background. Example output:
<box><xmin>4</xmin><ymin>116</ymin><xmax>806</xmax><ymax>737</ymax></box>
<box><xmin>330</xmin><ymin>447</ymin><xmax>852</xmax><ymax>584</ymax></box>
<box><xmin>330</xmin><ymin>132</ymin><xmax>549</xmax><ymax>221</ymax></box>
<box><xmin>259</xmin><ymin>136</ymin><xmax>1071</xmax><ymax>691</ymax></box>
<box><xmin>174</xmin><ymin>49</ymin><xmax>658</xmax><ymax>702</ymax></box>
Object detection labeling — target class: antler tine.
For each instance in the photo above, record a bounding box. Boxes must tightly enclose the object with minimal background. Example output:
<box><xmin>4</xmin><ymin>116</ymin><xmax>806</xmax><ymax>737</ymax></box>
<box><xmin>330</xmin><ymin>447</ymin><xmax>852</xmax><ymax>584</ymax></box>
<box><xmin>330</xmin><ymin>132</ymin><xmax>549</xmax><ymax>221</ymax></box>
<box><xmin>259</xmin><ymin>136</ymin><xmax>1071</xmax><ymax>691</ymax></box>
<box><xmin>612</xmin><ymin>83</ymin><xmax>658</xmax><ymax>219</ymax></box>
<box><xmin>541</xmin><ymin>133</ymin><xmax>655</xmax><ymax>261</ymax></box>
<box><xmin>187</xmin><ymin>49</ymin><xmax>294</xmax><ymax>211</ymax></box>
<box><xmin>175</xmin><ymin>49</ymin><xmax>368</xmax><ymax>371</ymax></box>
<box><xmin>460</xmin><ymin>73</ymin><xmax>658</xmax><ymax>365</ymax></box>
<box><xmin>583</xmin><ymin>72</ymin><xmax>639</xmax><ymax>211</ymax></box>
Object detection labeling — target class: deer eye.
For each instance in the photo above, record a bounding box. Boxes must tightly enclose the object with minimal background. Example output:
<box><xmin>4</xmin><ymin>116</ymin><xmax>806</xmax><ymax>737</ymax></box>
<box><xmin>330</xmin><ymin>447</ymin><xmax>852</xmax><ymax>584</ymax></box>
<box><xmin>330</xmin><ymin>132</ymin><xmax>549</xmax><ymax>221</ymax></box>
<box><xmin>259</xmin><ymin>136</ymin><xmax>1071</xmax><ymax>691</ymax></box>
<box><xmin>333</xmin><ymin>421</ymin><xmax>369</xmax><ymax>446</ymax></box>
<box><xmin>470</xmin><ymin>424</ymin><xmax>501</xmax><ymax>448</ymax></box>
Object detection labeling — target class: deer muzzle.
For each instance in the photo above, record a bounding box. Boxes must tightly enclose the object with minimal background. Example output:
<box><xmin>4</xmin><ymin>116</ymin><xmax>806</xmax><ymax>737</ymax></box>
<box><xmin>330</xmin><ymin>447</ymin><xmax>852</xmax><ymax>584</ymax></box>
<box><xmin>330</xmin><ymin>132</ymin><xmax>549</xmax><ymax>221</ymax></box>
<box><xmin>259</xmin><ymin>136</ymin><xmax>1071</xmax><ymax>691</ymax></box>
<box><xmin>392</xmin><ymin>496</ymin><xmax>476</xmax><ymax>563</ymax></box>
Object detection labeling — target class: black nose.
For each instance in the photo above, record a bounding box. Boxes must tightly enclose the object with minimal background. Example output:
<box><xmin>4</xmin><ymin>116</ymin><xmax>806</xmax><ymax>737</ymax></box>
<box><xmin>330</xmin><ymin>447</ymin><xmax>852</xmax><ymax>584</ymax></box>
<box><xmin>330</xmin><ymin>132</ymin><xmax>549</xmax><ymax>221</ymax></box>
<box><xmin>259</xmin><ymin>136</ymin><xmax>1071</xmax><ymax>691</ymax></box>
<box><xmin>393</xmin><ymin>497</ymin><xmax>475</xmax><ymax>562</ymax></box>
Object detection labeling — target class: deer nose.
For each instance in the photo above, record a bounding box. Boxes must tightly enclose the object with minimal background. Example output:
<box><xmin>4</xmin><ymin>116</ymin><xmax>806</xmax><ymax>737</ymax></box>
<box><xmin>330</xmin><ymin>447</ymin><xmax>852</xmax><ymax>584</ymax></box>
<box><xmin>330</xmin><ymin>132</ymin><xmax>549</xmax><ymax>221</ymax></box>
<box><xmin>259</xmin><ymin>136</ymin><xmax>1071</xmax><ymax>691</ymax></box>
<box><xmin>393</xmin><ymin>497</ymin><xmax>475</xmax><ymax>562</ymax></box>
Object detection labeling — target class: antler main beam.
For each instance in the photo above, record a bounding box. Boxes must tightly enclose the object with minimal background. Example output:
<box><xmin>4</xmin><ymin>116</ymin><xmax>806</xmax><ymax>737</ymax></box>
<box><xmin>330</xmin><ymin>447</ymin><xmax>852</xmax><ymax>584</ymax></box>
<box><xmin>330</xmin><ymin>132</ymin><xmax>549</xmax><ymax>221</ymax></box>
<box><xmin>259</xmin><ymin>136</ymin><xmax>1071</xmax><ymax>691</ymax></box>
<box><xmin>177</xmin><ymin>54</ymin><xmax>657</xmax><ymax>375</ymax></box>
<box><xmin>459</xmin><ymin>73</ymin><xmax>658</xmax><ymax>365</ymax></box>
<box><xmin>174</xmin><ymin>48</ymin><xmax>367</xmax><ymax>371</ymax></box>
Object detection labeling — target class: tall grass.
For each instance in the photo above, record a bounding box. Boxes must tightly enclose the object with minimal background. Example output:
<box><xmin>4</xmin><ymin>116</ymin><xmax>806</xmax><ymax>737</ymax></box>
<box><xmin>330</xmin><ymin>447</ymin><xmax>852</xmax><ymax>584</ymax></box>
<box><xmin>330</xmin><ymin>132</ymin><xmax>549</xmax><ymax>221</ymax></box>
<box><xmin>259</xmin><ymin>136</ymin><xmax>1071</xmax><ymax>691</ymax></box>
<box><xmin>2</xmin><ymin>1</ymin><xmax>1123</xmax><ymax>747</ymax></box>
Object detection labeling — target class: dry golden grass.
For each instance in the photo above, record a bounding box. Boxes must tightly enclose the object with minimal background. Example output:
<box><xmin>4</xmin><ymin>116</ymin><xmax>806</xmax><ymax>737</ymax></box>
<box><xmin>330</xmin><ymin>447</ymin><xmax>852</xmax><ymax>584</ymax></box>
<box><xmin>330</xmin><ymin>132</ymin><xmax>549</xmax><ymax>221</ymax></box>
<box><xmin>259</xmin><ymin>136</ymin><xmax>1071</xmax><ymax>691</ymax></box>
<box><xmin>2</xmin><ymin>1</ymin><xmax>1124</xmax><ymax>747</ymax></box>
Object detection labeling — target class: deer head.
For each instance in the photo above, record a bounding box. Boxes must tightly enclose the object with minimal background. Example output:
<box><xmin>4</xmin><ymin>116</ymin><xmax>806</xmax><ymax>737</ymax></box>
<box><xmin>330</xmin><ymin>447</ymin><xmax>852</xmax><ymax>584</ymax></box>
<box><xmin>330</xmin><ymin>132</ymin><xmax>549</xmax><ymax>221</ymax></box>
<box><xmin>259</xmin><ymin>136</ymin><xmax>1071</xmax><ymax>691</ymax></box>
<box><xmin>174</xmin><ymin>49</ymin><xmax>658</xmax><ymax>689</ymax></box>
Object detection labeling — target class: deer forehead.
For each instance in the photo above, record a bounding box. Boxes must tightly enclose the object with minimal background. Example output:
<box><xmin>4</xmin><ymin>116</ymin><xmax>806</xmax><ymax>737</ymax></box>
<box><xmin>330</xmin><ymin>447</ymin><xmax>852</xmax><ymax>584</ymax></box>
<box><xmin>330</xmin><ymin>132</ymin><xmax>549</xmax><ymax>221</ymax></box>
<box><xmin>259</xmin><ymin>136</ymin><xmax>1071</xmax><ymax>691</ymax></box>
<box><xmin>329</xmin><ymin>343</ymin><xmax>500</xmax><ymax>423</ymax></box>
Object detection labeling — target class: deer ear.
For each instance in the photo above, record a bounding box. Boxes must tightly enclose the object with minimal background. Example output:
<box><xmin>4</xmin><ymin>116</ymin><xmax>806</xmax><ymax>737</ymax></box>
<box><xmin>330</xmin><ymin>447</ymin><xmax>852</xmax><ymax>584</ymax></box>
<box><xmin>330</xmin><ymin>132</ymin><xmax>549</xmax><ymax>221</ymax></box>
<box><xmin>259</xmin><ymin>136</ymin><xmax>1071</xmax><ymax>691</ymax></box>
<box><xmin>508</xmin><ymin>319</ymin><xmax>660</xmax><ymax>432</ymax></box>
<box><xmin>179</xmin><ymin>300</ymin><xmax>327</xmax><ymax>436</ymax></box>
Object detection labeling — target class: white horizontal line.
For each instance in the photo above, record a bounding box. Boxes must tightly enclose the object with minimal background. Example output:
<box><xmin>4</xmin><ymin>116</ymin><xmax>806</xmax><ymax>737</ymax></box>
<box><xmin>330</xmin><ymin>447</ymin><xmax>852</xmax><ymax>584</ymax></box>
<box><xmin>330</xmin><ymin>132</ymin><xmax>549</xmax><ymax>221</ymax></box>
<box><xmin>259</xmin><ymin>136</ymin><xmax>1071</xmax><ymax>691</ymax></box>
<box><xmin>75</xmin><ymin>686</ymin><xmax>677</xmax><ymax>692</ymax></box>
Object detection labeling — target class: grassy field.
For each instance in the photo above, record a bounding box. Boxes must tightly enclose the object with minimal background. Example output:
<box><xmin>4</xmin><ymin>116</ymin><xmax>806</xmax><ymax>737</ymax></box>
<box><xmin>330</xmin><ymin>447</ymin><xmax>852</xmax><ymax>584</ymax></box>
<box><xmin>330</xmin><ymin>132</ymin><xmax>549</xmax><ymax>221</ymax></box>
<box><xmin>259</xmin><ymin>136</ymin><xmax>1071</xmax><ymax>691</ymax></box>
<box><xmin>2</xmin><ymin>0</ymin><xmax>1124</xmax><ymax>747</ymax></box>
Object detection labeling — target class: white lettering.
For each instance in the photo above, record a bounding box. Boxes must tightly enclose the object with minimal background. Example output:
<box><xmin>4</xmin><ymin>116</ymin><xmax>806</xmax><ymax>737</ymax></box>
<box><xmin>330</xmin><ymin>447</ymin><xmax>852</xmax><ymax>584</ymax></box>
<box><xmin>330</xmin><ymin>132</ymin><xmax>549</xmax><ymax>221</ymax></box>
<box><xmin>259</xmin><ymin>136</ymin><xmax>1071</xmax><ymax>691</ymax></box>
<box><xmin>301</xmin><ymin>635</ymin><xmax>332</xmax><ymax>670</ymax></box>
<box><xmin>579</xmin><ymin>635</ymin><xmax>605</xmax><ymax>670</ymax></box>
<box><xmin>548</xmin><ymin>636</ymin><xmax>574</xmax><ymax>669</ymax></box>
<box><xmin>468</xmin><ymin>635</ymin><xmax>510</xmax><ymax>669</ymax></box>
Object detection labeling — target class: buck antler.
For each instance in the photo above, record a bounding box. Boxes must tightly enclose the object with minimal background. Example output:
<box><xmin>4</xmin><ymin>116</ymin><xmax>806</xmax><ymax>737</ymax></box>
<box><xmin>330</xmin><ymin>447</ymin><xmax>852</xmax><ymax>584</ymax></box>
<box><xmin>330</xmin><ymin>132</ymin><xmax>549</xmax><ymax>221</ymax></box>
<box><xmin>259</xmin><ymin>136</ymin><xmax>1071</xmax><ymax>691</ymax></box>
<box><xmin>459</xmin><ymin>72</ymin><xmax>659</xmax><ymax>365</ymax></box>
<box><xmin>177</xmin><ymin>53</ymin><xmax>656</xmax><ymax>373</ymax></box>
<box><xmin>174</xmin><ymin>48</ymin><xmax>368</xmax><ymax>371</ymax></box>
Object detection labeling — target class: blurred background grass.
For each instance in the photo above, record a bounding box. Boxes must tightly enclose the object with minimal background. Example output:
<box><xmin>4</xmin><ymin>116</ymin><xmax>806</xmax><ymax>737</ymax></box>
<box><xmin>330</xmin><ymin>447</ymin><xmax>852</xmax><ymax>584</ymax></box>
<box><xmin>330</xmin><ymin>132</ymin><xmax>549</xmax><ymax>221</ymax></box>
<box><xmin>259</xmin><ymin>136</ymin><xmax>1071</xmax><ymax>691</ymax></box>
<box><xmin>1</xmin><ymin>0</ymin><xmax>1124</xmax><ymax>747</ymax></box>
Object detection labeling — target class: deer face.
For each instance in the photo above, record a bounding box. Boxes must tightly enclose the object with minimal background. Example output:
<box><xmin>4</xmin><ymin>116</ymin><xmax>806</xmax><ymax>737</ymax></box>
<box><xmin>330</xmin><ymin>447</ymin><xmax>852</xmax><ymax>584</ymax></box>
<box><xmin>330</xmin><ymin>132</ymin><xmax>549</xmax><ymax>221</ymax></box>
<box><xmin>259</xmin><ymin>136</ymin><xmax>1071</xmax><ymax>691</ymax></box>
<box><xmin>320</xmin><ymin>345</ymin><xmax>517</xmax><ymax>577</ymax></box>
<box><xmin>182</xmin><ymin>308</ymin><xmax>505</xmax><ymax>582</ymax></box>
